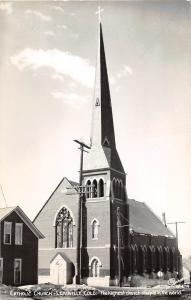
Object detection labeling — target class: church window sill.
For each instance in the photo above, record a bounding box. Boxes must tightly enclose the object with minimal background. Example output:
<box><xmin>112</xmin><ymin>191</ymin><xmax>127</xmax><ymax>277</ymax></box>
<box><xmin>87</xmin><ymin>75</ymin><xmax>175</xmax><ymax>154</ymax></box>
<box><xmin>55</xmin><ymin>247</ymin><xmax>76</xmax><ymax>250</ymax></box>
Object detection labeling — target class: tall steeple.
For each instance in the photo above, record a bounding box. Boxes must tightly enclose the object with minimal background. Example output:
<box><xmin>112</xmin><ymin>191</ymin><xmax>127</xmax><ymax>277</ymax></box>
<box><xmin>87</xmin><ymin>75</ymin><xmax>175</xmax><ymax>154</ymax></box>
<box><xmin>91</xmin><ymin>23</ymin><xmax>116</xmax><ymax>148</ymax></box>
<box><xmin>83</xmin><ymin>23</ymin><xmax>124</xmax><ymax>173</ymax></box>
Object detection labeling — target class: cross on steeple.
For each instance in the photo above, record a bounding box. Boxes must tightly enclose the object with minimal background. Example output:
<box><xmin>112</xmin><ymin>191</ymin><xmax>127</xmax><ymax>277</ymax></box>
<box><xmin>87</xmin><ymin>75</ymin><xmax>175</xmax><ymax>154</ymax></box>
<box><xmin>95</xmin><ymin>5</ymin><xmax>104</xmax><ymax>23</ymax></box>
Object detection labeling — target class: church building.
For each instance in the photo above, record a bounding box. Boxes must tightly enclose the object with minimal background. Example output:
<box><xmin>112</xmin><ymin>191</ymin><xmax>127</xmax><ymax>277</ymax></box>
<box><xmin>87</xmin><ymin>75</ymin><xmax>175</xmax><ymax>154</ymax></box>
<box><xmin>34</xmin><ymin>23</ymin><xmax>181</xmax><ymax>286</ymax></box>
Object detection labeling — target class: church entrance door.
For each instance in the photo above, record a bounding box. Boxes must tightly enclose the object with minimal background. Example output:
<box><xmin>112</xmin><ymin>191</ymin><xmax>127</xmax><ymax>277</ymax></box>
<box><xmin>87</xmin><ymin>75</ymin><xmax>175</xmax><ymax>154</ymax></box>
<box><xmin>50</xmin><ymin>253</ymin><xmax>73</xmax><ymax>285</ymax></box>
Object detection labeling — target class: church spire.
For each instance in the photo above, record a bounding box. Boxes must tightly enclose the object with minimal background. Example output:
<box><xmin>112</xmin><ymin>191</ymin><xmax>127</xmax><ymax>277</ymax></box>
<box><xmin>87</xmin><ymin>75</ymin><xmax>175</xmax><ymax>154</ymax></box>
<box><xmin>84</xmin><ymin>22</ymin><xmax>124</xmax><ymax>173</ymax></box>
<box><xmin>91</xmin><ymin>23</ymin><xmax>116</xmax><ymax>148</ymax></box>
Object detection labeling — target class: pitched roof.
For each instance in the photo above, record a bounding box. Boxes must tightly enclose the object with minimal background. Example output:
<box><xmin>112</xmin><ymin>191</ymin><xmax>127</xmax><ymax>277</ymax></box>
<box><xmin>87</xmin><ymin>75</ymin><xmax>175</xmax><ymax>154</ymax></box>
<box><xmin>68</xmin><ymin>179</ymin><xmax>78</xmax><ymax>187</ymax></box>
<box><xmin>50</xmin><ymin>252</ymin><xmax>72</xmax><ymax>264</ymax></box>
<box><xmin>0</xmin><ymin>206</ymin><xmax>44</xmax><ymax>239</ymax></box>
<box><xmin>0</xmin><ymin>206</ymin><xmax>17</xmax><ymax>221</ymax></box>
<box><xmin>129</xmin><ymin>199</ymin><xmax>174</xmax><ymax>238</ymax></box>
<box><xmin>33</xmin><ymin>177</ymin><xmax>78</xmax><ymax>222</ymax></box>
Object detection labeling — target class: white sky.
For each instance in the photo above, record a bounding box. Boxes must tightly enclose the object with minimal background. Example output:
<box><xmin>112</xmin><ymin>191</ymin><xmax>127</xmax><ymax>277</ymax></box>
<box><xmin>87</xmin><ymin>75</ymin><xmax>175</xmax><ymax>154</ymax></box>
<box><xmin>0</xmin><ymin>0</ymin><xmax>191</xmax><ymax>257</ymax></box>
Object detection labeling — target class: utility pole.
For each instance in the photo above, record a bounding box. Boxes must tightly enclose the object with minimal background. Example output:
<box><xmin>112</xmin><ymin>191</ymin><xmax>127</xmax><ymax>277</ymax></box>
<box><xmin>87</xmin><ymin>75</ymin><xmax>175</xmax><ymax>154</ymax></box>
<box><xmin>167</xmin><ymin>221</ymin><xmax>185</xmax><ymax>278</ymax></box>
<box><xmin>74</xmin><ymin>139</ymin><xmax>90</xmax><ymax>284</ymax></box>
<box><xmin>117</xmin><ymin>207</ymin><xmax>121</xmax><ymax>287</ymax></box>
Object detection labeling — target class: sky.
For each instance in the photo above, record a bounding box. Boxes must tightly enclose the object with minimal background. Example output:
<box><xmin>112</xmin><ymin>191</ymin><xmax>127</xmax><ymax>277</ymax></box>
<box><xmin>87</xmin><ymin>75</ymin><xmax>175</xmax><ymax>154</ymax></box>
<box><xmin>0</xmin><ymin>0</ymin><xmax>191</xmax><ymax>257</ymax></box>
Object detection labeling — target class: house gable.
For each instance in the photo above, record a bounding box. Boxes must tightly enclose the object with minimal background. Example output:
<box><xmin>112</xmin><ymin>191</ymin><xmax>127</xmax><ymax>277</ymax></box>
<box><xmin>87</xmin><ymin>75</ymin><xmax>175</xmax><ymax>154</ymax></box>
<box><xmin>0</xmin><ymin>206</ymin><xmax>43</xmax><ymax>239</ymax></box>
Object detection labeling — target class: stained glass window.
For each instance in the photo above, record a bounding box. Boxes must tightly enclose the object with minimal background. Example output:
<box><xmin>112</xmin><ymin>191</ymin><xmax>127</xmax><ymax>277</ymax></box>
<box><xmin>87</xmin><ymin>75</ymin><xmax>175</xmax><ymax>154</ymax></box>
<box><xmin>56</xmin><ymin>207</ymin><xmax>73</xmax><ymax>248</ymax></box>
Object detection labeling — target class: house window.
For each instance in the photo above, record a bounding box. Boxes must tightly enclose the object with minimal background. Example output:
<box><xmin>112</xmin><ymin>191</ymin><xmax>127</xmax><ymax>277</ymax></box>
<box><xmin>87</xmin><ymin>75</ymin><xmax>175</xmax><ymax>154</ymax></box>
<box><xmin>15</xmin><ymin>223</ymin><xmax>23</xmax><ymax>245</ymax></box>
<box><xmin>92</xmin><ymin>219</ymin><xmax>99</xmax><ymax>239</ymax></box>
<box><xmin>14</xmin><ymin>259</ymin><xmax>22</xmax><ymax>285</ymax></box>
<box><xmin>56</xmin><ymin>207</ymin><xmax>73</xmax><ymax>248</ymax></box>
<box><xmin>4</xmin><ymin>222</ymin><xmax>12</xmax><ymax>244</ymax></box>
<box><xmin>0</xmin><ymin>258</ymin><xmax>3</xmax><ymax>283</ymax></box>
<box><xmin>90</xmin><ymin>258</ymin><xmax>100</xmax><ymax>277</ymax></box>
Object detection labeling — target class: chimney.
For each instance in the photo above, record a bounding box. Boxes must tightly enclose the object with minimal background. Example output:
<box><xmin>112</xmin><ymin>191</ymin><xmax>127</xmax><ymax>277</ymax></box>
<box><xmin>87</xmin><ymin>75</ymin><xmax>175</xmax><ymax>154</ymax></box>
<box><xmin>162</xmin><ymin>212</ymin><xmax>167</xmax><ymax>227</ymax></box>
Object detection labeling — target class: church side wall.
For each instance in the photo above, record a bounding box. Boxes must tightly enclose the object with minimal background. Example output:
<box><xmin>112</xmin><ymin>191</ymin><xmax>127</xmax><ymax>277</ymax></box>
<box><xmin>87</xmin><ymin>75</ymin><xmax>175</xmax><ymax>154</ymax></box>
<box><xmin>129</xmin><ymin>233</ymin><xmax>178</xmax><ymax>279</ymax></box>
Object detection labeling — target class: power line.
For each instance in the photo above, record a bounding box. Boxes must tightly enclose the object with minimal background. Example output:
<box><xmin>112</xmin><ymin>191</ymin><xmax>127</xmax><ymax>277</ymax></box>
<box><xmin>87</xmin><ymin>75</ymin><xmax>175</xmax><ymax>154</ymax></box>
<box><xmin>0</xmin><ymin>184</ymin><xmax>7</xmax><ymax>207</ymax></box>
<box><xmin>167</xmin><ymin>221</ymin><xmax>185</xmax><ymax>250</ymax></box>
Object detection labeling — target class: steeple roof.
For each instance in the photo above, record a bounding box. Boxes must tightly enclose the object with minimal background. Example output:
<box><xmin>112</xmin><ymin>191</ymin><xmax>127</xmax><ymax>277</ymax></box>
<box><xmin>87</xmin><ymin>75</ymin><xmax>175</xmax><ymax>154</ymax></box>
<box><xmin>83</xmin><ymin>23</ymin><xmax>124</xmax><ymax>173</ymax></box>
<box><xmin>91</xmin><ymin>23</ymin><xmax>115</xmax><ymax>148</ymax></box>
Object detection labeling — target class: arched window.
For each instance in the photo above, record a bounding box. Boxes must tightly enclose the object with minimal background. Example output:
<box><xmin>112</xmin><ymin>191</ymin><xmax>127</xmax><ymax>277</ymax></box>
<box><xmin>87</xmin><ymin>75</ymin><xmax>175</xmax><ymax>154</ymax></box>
<box><xmin>143</xmin><ymin>246</ymin><xmax>147</xmax><ymax>273</ymax></box>
<box><xmin>131</xmin><ymin>246</ymin><xmax>136</xmax><ymax>274</ymax></box>
<box><xmin>119</xmin><ymin>181</ymin><xmax>123</xmax><ymax>200</ymax></box>
<box><xmin>55</xmin><ymin>207</ymin><xmax>73</xmax><ymax>248</ymax></box>
<box><xmin>138</xmin><ymin>246</ymin><xmax>146</xmax><ymax>275</ymax></box>
<box><xmin>92</xmin><ymin>179</ymin><xmax>97</xmax><ymax>198</ymax></box>
<box><xmin>116</xmin><ymin>181</ymin><xmax>119</xmax><ymax>198</ymax></box>
<box><xmin>169</xmin><ymin>248</ymin><xmax>175</xmax><ymax>272</ymax></box>
<box><xmin>90</xmin><ymin>258</ymin><xmax>100</xmax><ymax>277</ymax></box>
<box><xmin>127</xmin><ymin>246</ymin><xmax>131</xmax><ymax>275</ymax></box>
<box><xmin>92</xmin><ymin>219</ymin><xmax>99</xmax><ymax>239</ymax></box>
<box><xmin>99</xmin><ymin>179</ymin><xmax>104</xmax><ymax>197</ymax></box>
<box><xmin>155</xmin><ymin>247</ymin><xmax>162</xmax><ymax>272</ymax></box>
<box><xmin>147</xmin><ymin>246</ymin><xmax>153</xmax><ymax>274</ymax></box>
<box><xmin>112</xmin><ymin>179</ymin><xmax>116</xmax><ymax>198</ymax></box>
<box><xmin>86</xmin><ymin>180</ymin><xmax>91</xmax><ymax>198</ymax></box>
<box><xmin>163</xmin><ymin>247</ymin><xmax>169</xmax><ymax>272</ymax></box>
<box><xmin>135</xmin><ymin>245</ymin><xmax>139</xmax><ymax>273</ymax></box>
<box><xmin>160</xmin><ymin>247</ymin><xmax>164</xmax><ymax>271</ymax></box>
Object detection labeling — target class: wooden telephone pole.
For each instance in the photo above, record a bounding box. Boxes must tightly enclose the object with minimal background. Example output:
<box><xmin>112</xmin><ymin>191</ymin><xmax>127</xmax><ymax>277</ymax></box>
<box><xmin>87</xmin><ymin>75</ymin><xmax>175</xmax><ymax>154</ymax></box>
<box><xmin>167</xmin><ymin>221</ymin><xmax>185</xmax><ymax>278</ymax></box>
<box><xmin>74</xmin><ymin>140</ymin><xmax>90</xmax><ymax>284</ymax></box>
<box><xmin>117</xmin><ymin>207</ymin><xmax>121</xmax><ymax>287</ymax></box>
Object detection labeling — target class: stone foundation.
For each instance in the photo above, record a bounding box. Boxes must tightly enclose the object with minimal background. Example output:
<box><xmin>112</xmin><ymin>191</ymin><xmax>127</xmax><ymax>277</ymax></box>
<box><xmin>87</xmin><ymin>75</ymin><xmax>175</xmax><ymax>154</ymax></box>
<box><xmin>38</xmin><ymin>275</ymin><xmax>51</xmax><ymax>284</ymax></box>
<box><xmin>83</xmin><ymin>276</ymin><xmax>110</xmax><ymax>287</ymax></box>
